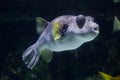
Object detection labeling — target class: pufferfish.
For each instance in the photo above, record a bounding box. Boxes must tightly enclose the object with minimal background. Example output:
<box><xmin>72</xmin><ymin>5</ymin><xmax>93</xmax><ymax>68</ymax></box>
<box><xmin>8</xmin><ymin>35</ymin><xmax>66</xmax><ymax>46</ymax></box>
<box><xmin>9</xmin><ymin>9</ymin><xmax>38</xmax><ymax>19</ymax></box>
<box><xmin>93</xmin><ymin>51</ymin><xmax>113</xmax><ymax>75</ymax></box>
<box><xmin>22</xmin><ymin>15</ymin><xmax>99</xmax><ymax>69</ymax></box>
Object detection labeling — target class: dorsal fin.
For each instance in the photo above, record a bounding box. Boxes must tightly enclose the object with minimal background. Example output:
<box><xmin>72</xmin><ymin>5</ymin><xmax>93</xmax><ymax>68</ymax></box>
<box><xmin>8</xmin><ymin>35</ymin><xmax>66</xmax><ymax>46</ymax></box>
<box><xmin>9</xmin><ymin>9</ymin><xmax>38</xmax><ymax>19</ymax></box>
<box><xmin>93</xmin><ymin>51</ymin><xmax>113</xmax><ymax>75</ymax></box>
<box><xmin>36</xmin><ymin>17</ymin><xmax>49</xmax><ymax>34</ymax></box>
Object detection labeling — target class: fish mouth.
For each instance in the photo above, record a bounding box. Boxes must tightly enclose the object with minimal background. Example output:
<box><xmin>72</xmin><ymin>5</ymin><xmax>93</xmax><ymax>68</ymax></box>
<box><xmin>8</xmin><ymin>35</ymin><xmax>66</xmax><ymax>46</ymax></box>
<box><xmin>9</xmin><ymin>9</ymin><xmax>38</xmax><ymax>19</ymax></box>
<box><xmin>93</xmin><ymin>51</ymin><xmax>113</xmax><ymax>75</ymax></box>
<box><xmin>94</xmin><ymin>30</ymin><xmax>99</xmax><ymax>34</ymax></box>
<box><xmin>93</xmin><ymin>26</ymin><xmax>99</xmax><ymax>34</ymax></box>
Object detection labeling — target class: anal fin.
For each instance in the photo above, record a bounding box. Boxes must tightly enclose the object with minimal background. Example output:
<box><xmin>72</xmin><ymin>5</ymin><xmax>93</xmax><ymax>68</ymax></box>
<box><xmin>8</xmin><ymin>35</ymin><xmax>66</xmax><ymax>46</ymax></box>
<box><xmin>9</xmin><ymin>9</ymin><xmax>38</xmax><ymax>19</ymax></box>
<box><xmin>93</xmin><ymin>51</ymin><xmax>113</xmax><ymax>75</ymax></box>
<box><xmin>40</xmin><ymin>49</ymin><xmax>53</xmax><ymax>63</ymax></box>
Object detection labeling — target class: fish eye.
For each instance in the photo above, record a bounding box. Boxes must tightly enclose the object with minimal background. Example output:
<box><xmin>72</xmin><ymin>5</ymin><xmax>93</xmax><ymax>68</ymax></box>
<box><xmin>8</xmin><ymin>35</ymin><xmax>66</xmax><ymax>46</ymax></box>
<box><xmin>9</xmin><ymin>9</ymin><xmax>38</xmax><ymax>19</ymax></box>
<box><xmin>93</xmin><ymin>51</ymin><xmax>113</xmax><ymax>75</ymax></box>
<box><xmin>59</xmin><ymin>24</ymin><xmax>68</xmax><ymax>37</ymax></box>
<box><xmin>76</xmin><ymin>15</ymin><xmax>85</xmax><ymax>28</ymax></box>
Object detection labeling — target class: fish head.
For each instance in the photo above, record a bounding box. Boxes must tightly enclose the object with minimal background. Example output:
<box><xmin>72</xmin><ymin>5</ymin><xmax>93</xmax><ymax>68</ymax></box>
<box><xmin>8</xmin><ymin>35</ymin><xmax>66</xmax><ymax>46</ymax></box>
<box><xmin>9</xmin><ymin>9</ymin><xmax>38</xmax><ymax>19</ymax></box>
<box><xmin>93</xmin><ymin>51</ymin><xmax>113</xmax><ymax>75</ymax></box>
<box><xmin>52</xmin><ymin>15</ymin><xmax>99</xmax><ymax>42</ymax></box>
<box><xmin>75</xmin><ymin>15</ymin><xmax>99</xmax><ymax>42</ymax></box>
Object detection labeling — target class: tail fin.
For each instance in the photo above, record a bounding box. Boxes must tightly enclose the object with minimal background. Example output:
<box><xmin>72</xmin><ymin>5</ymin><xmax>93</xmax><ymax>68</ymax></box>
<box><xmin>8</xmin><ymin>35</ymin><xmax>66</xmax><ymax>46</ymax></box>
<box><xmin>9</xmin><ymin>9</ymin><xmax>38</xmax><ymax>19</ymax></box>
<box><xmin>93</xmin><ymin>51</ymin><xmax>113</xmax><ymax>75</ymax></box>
<box><xmin>22</xmin><ymin>45</ymin><xmax>39</xmax><ymax>69</ymax></box>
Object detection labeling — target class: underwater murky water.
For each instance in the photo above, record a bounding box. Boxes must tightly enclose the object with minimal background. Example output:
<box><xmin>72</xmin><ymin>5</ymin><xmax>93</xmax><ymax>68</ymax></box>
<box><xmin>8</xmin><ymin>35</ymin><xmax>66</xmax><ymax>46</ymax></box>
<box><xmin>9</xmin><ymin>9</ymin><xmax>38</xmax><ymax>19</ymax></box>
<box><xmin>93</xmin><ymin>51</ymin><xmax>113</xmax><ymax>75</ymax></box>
<box><xmin>0</xmin><ymin>0</ymin><xmax>120</xmax><ymax>80</ymax></box>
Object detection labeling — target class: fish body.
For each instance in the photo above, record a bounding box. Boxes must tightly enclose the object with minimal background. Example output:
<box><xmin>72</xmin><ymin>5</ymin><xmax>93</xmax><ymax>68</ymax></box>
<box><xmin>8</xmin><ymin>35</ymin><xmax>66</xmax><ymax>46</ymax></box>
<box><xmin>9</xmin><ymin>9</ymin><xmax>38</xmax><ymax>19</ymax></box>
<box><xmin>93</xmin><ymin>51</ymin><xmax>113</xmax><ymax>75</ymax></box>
<box><xmin>22</xmin><ymin>15</ymin><xmax>99</xmax><ymax>69</ymax></box>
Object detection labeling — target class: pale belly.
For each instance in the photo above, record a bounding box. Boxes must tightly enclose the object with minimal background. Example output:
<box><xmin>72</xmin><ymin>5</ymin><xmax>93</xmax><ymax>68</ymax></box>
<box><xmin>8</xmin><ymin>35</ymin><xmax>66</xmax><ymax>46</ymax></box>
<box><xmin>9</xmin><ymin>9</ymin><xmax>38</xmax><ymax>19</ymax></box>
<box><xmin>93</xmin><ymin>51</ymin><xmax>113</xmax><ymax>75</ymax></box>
<box><xmin>48</xmin><ymin>36</ymin><xmax>85</xmax><ymax>52</ymax></box>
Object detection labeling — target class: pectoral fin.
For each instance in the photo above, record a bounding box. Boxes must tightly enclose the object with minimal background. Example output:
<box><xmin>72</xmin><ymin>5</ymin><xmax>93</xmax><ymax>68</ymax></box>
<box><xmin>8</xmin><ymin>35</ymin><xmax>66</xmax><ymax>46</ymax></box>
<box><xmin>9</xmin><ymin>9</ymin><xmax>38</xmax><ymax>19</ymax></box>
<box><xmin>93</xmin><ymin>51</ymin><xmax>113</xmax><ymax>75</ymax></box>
<box><xmin>36</xmin><ymin>17</ymin><xmax>49</xmax><ymax>34</ymax></box>
<box><xmin>52</xmin><ymin>22</ymin><xmax>62</xmax><ymax>41</ymax></box>
<box><xmin>40</xmin><ymin>49</ymin><xmax>53</xmax><ymax>63</ymax></box>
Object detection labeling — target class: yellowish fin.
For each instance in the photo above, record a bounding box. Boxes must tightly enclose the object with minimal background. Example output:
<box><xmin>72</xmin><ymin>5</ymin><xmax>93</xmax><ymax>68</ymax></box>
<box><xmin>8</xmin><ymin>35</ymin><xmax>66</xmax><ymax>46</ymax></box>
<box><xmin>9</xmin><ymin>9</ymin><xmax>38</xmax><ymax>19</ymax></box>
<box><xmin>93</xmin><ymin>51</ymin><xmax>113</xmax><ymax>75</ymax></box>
<box><xmin>113</xmin><ymin>16</ymin><xmax>120</xmax><ymax>32</ymax></box>
<box><xmin>114</xmin><ymin>76</ymin><xmax>120</xmax><ymax>80</ymax></box>
<box><xmin>99</xmin><ymin>71</ymin><xmax>120</xmax><ymax>80</ymax></box>
<box><xmin>52</xmin><ymin>22</ymin><xmax>62</xmax><ymax>41</ymax></box>
<box><xmin>40</xmin><ymin>49</ymin><xmax>53</xmax><ymax>63</ymax></box>
<box><xmin>99</xmin><ymin>71</ymin><xmax>112</xmax><ymax>80</ymax></box>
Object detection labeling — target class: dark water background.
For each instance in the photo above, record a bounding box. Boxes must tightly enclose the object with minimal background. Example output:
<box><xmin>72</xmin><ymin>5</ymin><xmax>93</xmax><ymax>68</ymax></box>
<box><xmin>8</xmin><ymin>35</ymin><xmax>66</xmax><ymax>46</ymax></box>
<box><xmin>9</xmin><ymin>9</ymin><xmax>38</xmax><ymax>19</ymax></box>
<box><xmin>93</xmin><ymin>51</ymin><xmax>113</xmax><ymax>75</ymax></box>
<box><xmin>0</xmin><ymin>0</ymin><xmax>120</xmax><ymax>80</ymax></box>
